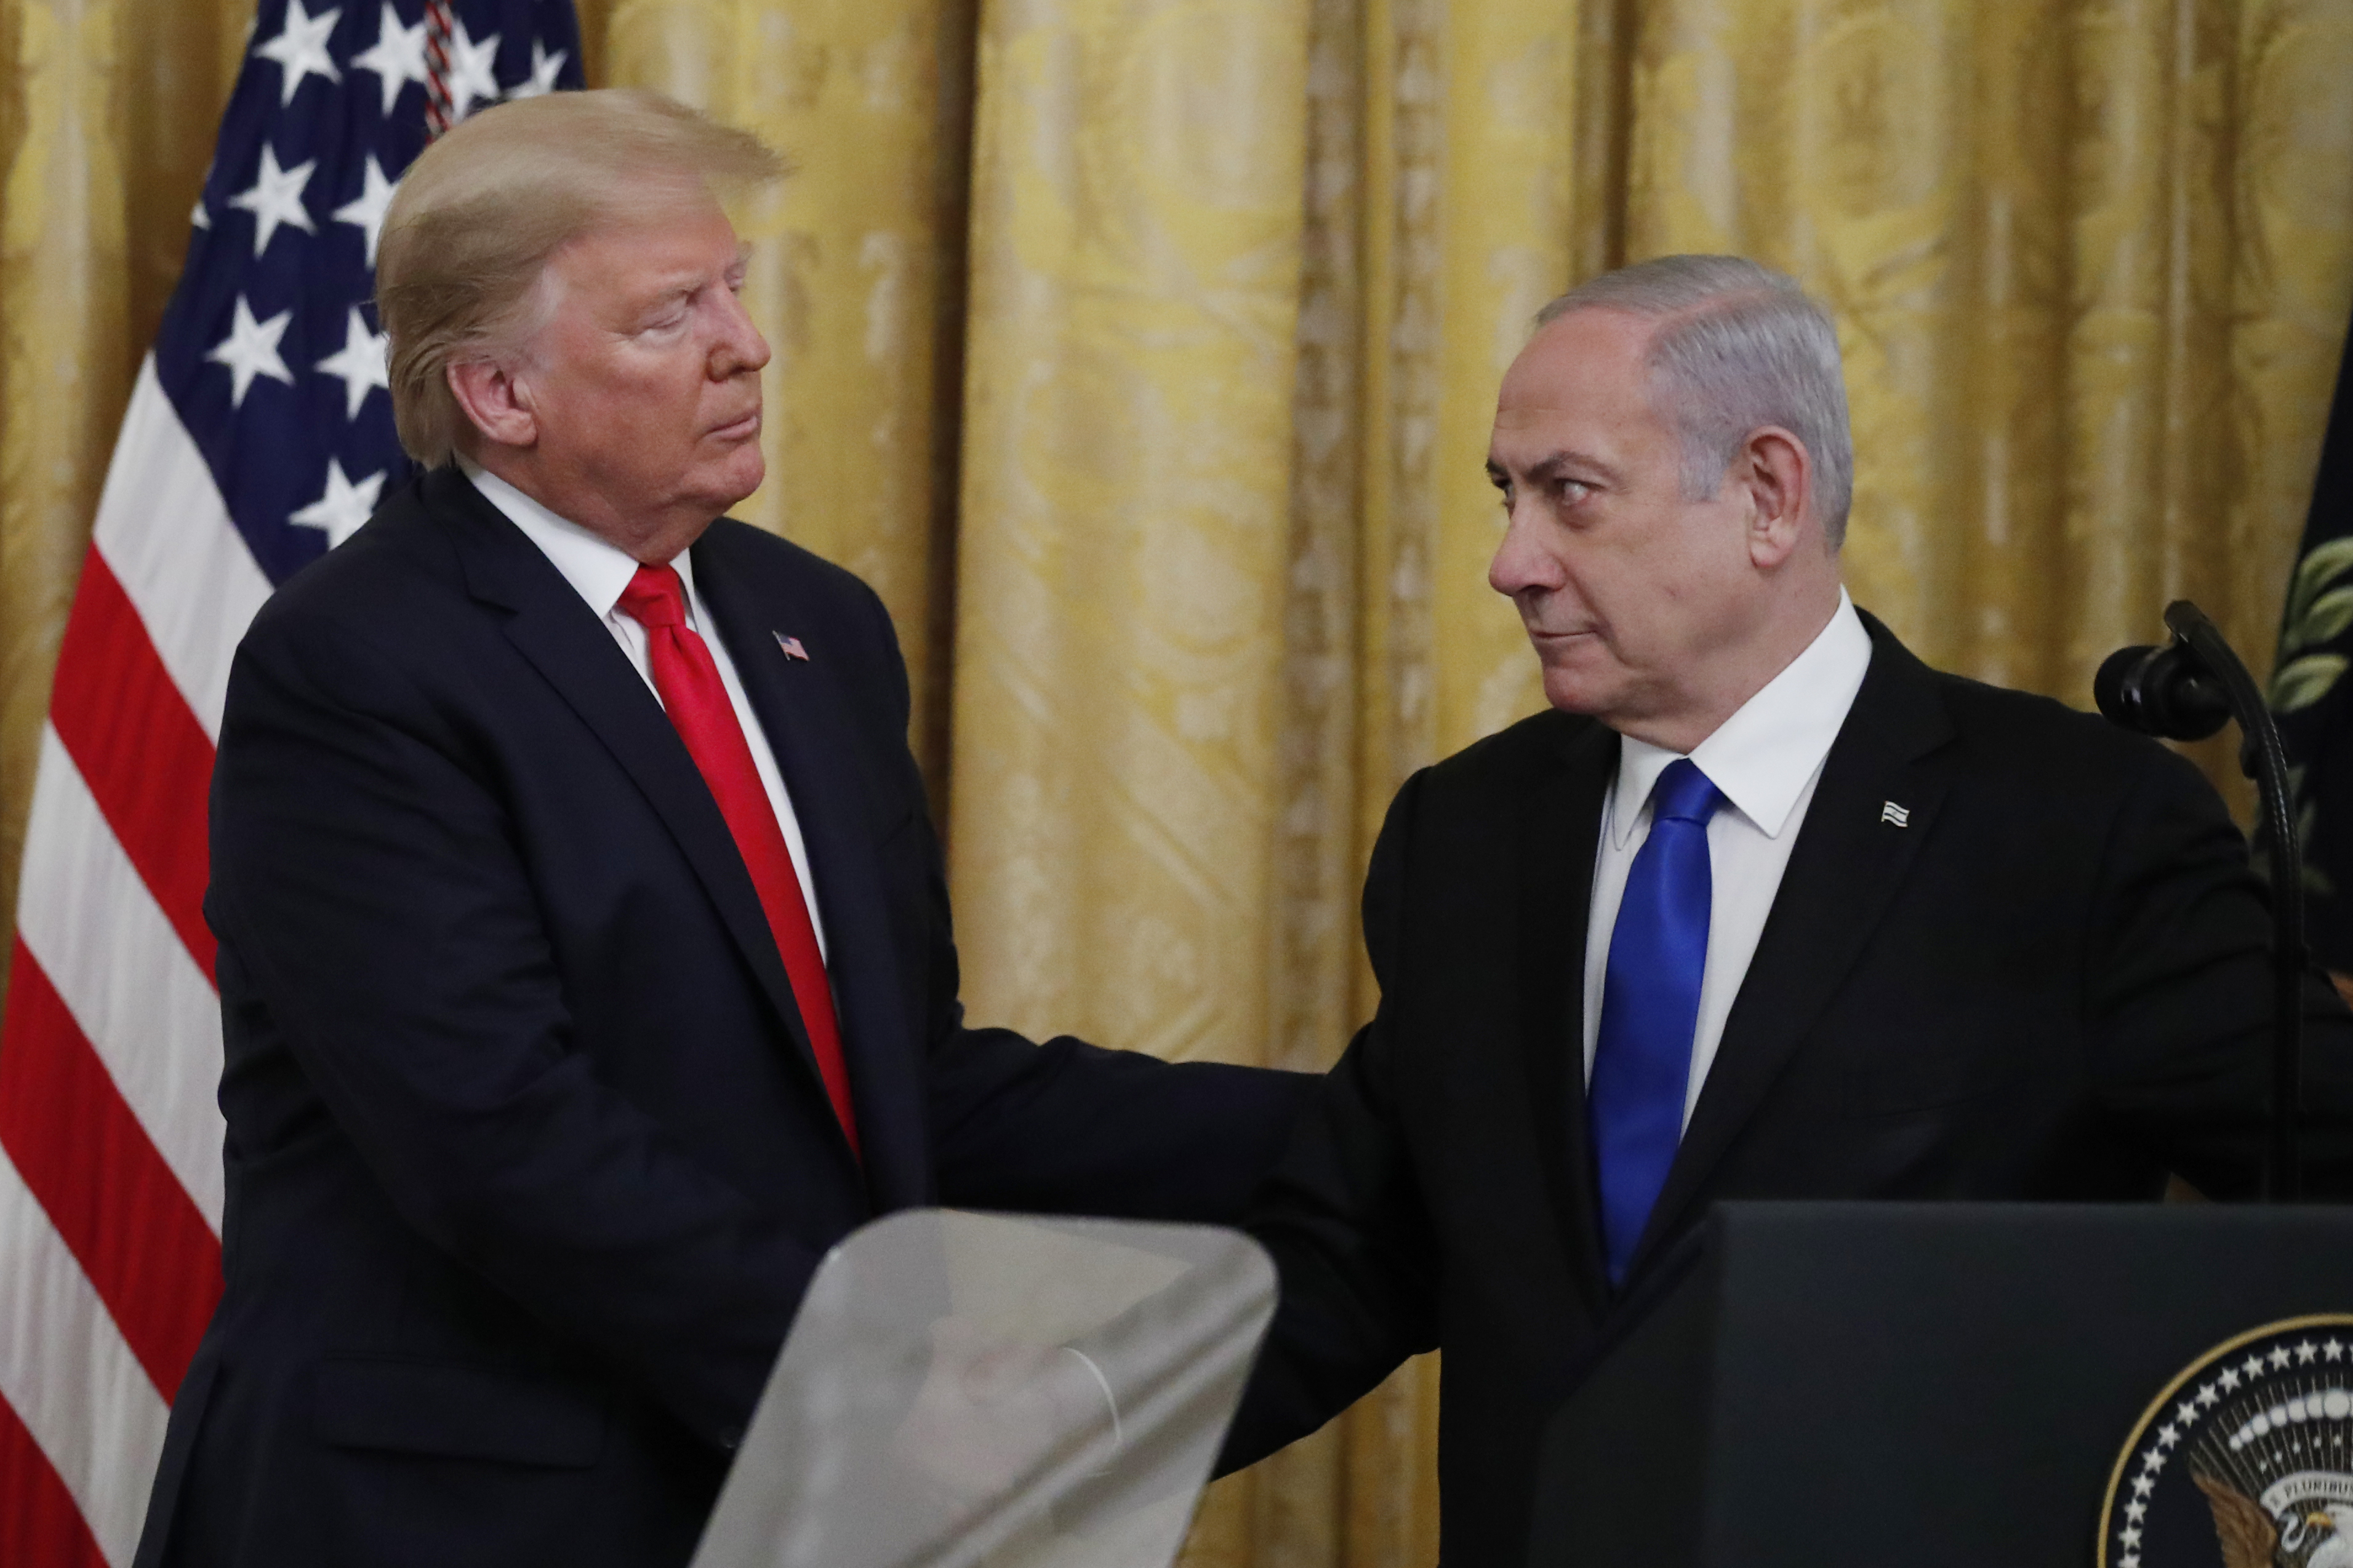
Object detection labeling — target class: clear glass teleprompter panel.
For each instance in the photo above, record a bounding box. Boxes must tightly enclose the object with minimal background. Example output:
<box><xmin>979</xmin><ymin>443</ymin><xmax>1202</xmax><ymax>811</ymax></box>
<box><xmin>690</xmin><ymin>1209</ymin><xmax>1277</xmax><ymax>1568</ymax></box>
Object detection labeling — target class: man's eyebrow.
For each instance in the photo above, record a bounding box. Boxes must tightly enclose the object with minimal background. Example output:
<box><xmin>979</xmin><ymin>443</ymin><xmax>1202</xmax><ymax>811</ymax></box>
<box><xmin>630</xmin><ymin>261</ymin><xmax>740</xmax><ymax>316</ymax></box>
<box><xmin>1491</xmin><ymin>449</ymin><xmax>1623</xmax><ymax>487</ymax></box>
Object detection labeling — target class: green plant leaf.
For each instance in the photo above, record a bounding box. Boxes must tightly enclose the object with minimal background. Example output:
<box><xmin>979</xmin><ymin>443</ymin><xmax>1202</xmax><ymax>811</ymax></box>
<box><xmin>2272</xmin><ymin>653</ymin><xmax>2351</xmax><ymax>712</ymax></box>
<box><xmin>2287</xmin><ymin>585</ymin><xmax>2353</xmax><ymax>655</ymax></box>
<box><xmin>2290</xmin><ymin>537</ymin><xmax>2353</xmax><ymax>623</ymax></box>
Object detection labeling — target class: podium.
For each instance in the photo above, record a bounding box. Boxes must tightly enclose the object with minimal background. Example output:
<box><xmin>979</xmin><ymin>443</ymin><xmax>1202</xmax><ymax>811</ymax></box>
<box><xmin>1529</xmin><ymin>1202</ymin><xmax>2353</xmax><ymax>1568</ymax></box>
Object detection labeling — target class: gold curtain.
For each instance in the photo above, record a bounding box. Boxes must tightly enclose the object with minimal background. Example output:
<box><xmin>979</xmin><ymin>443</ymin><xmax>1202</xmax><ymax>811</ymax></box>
<box><xmin>2</xmin><ymin>2</ymin><xmax>2350</xmax><ymax>1566</ymax></box>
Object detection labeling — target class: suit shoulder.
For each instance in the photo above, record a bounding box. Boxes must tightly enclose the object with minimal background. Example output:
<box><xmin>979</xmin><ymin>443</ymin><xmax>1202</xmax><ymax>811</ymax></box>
<box><xmin>1430</xmin><ymin>707</ymin><xmax>1603</xmax><ymax>782</ymax></box>
<box><xmin>1880</xmin><ymin>655</ymin><xmax>2239</xmax><ymax>852</ymax></box>
<box><xmin>695</xmin><ymin>517</ymin><xmax>902</xmax><ymax>658</ymax></box>
<box><xmin>699</xmin><ymin>518</ymin><xmax>886</xmax><ymax>612</ymax></box>
<box><xmin>241</xmin><ymin>475</ymin><xmax>461</xmax><ymax>649</ymax></box>
<box><xmin>1928</xmin><ymin>664</ymin><xmax>2190</xmax><ymax>786</ymax></box>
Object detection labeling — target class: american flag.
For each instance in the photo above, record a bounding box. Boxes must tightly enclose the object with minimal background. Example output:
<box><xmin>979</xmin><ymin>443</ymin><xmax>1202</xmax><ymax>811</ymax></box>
<box><xmin>0</xmin><ymin>4</ymin><xmax>581</xmax><ymax>1561</ymax></box>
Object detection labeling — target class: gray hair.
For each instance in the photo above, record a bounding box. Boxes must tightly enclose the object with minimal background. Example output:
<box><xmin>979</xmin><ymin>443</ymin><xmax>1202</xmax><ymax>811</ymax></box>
<box><xmin>1535</xmin><ymin>255</ymin><xmax>1854</xmax><ymax>548</ymax></box>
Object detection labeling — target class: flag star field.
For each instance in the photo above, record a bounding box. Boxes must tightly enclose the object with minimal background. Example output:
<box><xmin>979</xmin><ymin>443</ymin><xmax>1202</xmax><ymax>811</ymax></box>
<box><xmin>0</xmin><ymin>4</ymin><xmax>582</xmax><ymax>1563</ymax></box>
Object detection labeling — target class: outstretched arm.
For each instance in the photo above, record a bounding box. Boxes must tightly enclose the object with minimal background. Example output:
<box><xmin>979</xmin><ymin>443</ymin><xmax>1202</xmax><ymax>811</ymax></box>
<box><xmin>1219</xmin><ymin>774</ymin><xmax>1445</xmax><ymax>1470</ymax></box>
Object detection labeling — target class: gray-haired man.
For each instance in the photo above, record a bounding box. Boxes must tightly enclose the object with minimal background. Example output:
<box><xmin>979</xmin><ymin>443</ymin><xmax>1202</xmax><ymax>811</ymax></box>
<box><xmin>1215</xmin><ymin>255</ymin><xmax>2353</xmax><ymax>1568</ymax></box>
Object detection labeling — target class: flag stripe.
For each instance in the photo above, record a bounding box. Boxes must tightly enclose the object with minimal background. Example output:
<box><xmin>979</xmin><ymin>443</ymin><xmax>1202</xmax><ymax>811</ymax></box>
<box><xmin>0</xmin><ymin>10</ymin><xmax>588</xmax><ymax>1556</ymax></box>
<box><xmin>17</xmin><ymin>729</ymin><xmax>227</xmax><ymax>1231</ymax></box>
<box><xmin>0</xmin><ymin>1137</ymin><xmax>171</xmax><ymax>1568</ymax></box>
<box><xmin>0</xmin><ymin>1392</ymin><xmax>108</xmax><ymax>1568</ymax></box>
<box><xmin>48</xmin><ymin>548</ymin><xmax>220</xmax><ymax>983</ymax></box>
<box><xmin>89</xmin><ymin>359</ymin><xmax>275</xmax><ymax>743</ymax></box>
<box><xmin>0</xmin><ymin>941</ymin><xmax>222</xmax><ymax>1402</ymax></box>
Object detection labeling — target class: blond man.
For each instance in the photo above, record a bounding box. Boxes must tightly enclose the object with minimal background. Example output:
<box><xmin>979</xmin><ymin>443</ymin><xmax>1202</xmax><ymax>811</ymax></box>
<box><xmin>133</xmin><ymin>90</ymin><xmax>1308</xmax><ymax>1568</ymax></box>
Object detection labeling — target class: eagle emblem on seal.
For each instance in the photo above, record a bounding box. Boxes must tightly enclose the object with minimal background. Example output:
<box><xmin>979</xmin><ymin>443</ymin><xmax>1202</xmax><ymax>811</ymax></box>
<box><xmin>2101</xmin><ymin>1317</ymin><xmax>2353</xmax><ymax>1568</ymax></box>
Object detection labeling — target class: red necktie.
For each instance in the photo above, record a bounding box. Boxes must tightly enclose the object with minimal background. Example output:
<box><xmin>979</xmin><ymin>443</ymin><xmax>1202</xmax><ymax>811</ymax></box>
<box><xmin>617</xmin><ymin>564</ymin><xmax>859</xmax><ymax>1158</ymax></box>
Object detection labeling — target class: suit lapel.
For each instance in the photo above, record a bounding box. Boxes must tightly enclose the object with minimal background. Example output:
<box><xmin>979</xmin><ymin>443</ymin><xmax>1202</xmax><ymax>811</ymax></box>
<box><xmin>435</xmin><ymin>473</ymin><xmax>848</xmax><ymax>1162</ymax></box>
<box><xmin>1517</xmin><ymin>718</ymin><xmax>1619</xmax><ymax>1316</ymax></box>
<box><xmin>1629</xmin><ymin>617</ymin><xmax>1956</xmax><ymax>1271</ymax></box>
<box><xmin>692</xmin><ymin>527</ymin><xmax>927</xmax><ymax>1207</ymax></box>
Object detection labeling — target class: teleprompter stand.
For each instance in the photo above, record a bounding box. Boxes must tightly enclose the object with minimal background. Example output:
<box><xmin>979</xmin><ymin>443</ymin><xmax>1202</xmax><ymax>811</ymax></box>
<box><xmin>1528</xmin><ymin>1201</ymin><xmax>2353</xmax><ymax>1568</ymax></box>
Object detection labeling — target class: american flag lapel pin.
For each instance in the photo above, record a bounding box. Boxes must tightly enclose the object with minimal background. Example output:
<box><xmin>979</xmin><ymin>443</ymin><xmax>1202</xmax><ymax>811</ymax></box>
<box><xmin>774</xmin><ymin>631</ymin><xmax>811</xmax><ymax>662</ymax></box>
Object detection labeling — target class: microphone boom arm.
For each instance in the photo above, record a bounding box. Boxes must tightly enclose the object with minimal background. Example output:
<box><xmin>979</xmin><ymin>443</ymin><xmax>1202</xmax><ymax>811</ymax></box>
<box><xmin>2158</xmin><ymin>601</ymin><xmax>2304</xmax><ymax>1202</ymax></box>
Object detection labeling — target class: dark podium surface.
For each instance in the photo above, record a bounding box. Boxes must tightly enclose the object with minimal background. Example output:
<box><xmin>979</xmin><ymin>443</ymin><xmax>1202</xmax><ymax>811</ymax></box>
<box><xmin>1529</xmin><ymin>1202</ymin><xmax>2353</xmax><ymax>1568</ymax></box>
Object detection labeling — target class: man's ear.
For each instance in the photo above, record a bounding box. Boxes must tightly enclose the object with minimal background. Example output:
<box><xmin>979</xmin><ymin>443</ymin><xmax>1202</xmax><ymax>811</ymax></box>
<box><xmin>1739</xmin><ymin>426</ymin><xmax>1814</xmax><ymax>569</ymax></box>
<box><xmin>446</xmin><ymin>358</ymin><xmax>539</xmax><ymax>452</ymax></box>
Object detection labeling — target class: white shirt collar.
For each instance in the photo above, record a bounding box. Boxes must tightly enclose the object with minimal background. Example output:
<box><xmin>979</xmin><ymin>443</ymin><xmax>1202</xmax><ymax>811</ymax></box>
<box><xmin>457</xmin><ymin>455</ymin><xmax>700</xmax><ymax>615</ymax></box>
<box><xmin>1608</xmin><ymin>590</ymin><xmax>1874</xmax><ymax>849</ymax></box>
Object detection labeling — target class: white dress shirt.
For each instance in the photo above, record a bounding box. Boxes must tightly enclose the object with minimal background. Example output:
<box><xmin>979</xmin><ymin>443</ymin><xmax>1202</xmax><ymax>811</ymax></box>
<box><xmin>460</xmin><ymin>459</ymin><xmax>828</xmax><ymax>960</ymax></box>
<box><xmin>1581</xmin><ymin>591</ymin><xmax>1872</xmax><ymax>1127</ymax></box>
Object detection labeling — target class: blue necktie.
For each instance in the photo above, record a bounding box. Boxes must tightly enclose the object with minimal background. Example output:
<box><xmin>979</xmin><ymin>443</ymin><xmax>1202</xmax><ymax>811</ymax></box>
<box><xmin>1590</xmin><ymin>758</ymin><xmax>1724</xmax><ymax>1287</ymax></box>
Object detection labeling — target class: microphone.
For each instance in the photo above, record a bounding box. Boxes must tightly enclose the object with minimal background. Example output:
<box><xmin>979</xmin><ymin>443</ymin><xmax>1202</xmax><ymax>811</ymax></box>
<box><xmin>2096</xmin><ymin>602</ymin><xmax>2303</xmax><ymax>1201</ymax></box>
<box><xmin>2093</xmin><ymin>642</ymin><xmax>2231</xmax><ymax>742</ymax></box>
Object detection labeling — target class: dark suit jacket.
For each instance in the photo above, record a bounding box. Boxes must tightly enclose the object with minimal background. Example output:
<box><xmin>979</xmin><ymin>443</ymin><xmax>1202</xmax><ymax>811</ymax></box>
<box><xmin>134</xmin><ymin>468</ymin><xmax>1311</xmax><ymax>1568</ymax></box>
<box><xmin>1219</xmin><ymin>613</ymin><xmax>2353</xmax><ymax>1567</ymax></box>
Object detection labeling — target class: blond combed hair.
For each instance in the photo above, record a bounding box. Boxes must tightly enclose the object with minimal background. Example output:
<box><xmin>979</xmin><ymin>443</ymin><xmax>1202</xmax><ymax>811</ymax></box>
<box><xmin>375</xmin><ymin>89</ymin><xmax>785</xmax><ymax>467</ymax></box>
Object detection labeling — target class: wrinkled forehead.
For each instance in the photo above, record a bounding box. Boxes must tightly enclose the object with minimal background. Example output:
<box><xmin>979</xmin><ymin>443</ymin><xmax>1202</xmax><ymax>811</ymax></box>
<box><xmin>1489</xmin><ymin>308</ymin><xmax>1666</xmax><ymax>462</ymax></box>
<box><xmin>541</xmin><ymin>199</ymin><xmax>747</xmax><ymax>304</ymax></box>
<box><xmin>1499</xmin><ymin>306</ymin><xmax>1657</xmax><ymax>407</ymax></box>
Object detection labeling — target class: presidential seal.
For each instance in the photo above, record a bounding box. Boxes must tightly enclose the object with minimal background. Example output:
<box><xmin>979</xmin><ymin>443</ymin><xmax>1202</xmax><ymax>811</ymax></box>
<box><xmin>2101</xmin><ymin>1316</ymin><xmax>2353</xmax><ymax>1568</ymax></box>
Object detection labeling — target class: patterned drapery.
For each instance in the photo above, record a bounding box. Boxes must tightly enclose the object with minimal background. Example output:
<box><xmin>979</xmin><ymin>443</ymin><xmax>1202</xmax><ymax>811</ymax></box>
<box><xmin>3</xmin><ymin>2</ymin><xmax>2349</xmax><ymax>1563</ymax></box>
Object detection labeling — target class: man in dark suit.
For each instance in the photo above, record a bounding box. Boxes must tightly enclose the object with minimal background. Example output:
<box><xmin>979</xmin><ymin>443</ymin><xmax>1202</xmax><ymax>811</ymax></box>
<box><xmin>133</xmin><ymin>90</ymin><xmax>1309</xmax><ymax>1568</ymax></box>
<box><xmin>1218</xmin><ymin>254</ymin><xmax>2353</xmax><ymax>1566</ymax></box>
